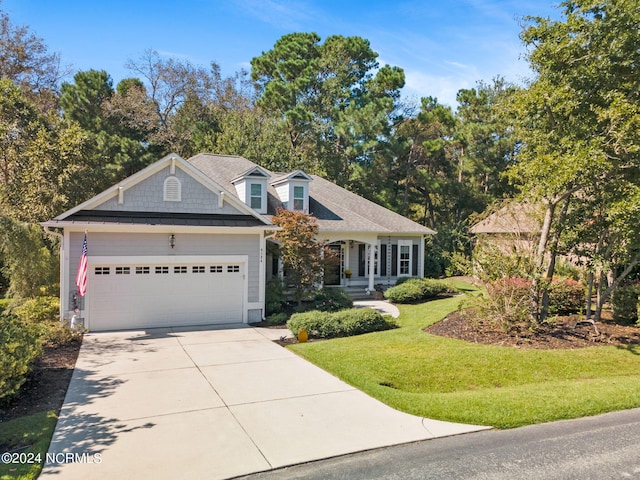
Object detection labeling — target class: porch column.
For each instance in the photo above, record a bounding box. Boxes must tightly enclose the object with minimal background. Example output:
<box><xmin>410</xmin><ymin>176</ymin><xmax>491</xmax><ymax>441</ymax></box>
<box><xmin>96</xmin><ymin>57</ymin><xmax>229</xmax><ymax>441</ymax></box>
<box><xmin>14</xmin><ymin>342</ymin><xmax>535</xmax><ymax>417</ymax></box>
<box><xmin>419</xmin><ymin>235</ymin><xmax>425</xmax><ymax>278</ymax></box>
<box><xmin>368</xmin><ymin>242</ymin><xmax>376</xmax><ymax>292</ymax></box>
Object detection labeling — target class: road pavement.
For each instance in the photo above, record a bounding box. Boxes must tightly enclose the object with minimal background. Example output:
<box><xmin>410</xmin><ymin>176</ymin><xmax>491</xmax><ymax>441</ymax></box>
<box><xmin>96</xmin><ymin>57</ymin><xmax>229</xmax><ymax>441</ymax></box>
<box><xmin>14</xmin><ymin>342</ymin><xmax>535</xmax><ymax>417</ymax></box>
<box><xmin>236</xmin><ymin>407</ymin><xmax>640</xmax><ymax>480</ymax></box>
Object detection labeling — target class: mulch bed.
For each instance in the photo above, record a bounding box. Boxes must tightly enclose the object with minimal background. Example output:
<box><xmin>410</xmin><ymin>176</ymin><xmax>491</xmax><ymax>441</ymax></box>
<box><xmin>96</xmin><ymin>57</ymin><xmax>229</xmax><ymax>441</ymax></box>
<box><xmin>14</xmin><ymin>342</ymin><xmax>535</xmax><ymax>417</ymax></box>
<box><xmin>0</xmin><ymin>339</ymin><xmax>82</xmax><ymax>423</ymax></box>
<box><xmin>426</xmin><ymin>311</ymin><xmax>640</xmax><ymax>349</ymax></box>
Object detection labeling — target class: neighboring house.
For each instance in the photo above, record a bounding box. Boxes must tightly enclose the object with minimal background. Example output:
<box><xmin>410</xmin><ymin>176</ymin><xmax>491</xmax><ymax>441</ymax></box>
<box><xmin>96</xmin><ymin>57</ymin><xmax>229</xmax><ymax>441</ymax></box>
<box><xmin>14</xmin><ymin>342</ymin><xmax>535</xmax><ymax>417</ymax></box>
<box><xmin>43</xmin><ymin>153</ymin><xmax>434</xmax><ymax>332</ymax></box>
<box><xmin>469</xmin><ymin>202</ymin><xmax>542</xmax><ymax>254</ymax></box>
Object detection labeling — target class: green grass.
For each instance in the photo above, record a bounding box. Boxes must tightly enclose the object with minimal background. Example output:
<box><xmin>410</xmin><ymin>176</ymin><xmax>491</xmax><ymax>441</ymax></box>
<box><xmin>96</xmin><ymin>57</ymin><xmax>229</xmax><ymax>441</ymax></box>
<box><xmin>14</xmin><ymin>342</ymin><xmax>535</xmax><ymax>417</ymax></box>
<box><xmin>289</xmin><ymin>285</ymin><xmax>640</xmax><ymax>428</ymax></box>
<box><xmin>0</xmin><ymin>411</ymin><xmax>58</xmax><ymax>480</ymax></box>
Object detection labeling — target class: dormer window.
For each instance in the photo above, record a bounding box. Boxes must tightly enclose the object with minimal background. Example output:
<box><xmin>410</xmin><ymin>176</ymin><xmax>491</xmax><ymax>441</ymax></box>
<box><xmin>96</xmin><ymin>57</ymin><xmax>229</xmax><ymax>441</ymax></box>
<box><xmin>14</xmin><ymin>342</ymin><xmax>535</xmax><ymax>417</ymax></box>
<box><xmin>164</xmin><ymin>176</ymin><xmax>181</xmax><ymax>202</ymax></box>
<box><xmin>250</xmin><ymin>183</ymin><xmax>263</xmax><ymax>210</ymax></box>
<box><xmin>272</xmin><ymin>170</ymin><xmax>312</xmax><ymax>213</ymax></box>
<box><xmin>293</xmin><ymin>186</ymin><xmax>305</xmax><ymax>211</ymax></box>
<box><xmin>231</xmin><ymin>166</ymin><xmax>270</xmax><ymax>214</ymax></box>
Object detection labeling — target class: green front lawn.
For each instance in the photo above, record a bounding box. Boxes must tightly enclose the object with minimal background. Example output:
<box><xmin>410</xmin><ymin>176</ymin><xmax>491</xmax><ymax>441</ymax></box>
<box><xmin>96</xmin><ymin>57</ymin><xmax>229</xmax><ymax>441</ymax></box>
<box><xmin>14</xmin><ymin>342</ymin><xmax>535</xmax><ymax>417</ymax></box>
<box><xmin>0</xmin><ymin>411</ymin><xmax>58</xmax><ymax>480</ymax></box>
<box><xmin>289</xmin><ymin>286</ymin><xmax>640</xmax><ymax>428</ymax></box>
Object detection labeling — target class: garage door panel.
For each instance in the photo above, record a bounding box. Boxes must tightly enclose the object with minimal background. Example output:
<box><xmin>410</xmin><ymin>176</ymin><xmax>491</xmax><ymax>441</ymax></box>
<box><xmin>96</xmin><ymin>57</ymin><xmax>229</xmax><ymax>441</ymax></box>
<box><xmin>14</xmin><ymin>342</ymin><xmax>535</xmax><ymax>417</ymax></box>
<box><xmin>88</xmin><ymin>259</ymin><xmax>245</xmax><ymax>331</ymax></box>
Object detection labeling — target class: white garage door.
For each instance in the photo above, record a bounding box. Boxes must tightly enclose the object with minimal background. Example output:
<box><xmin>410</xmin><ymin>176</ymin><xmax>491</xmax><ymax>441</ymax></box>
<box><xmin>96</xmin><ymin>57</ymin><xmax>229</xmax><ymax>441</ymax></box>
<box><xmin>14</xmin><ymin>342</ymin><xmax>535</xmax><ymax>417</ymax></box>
<box><xmin>87</xmin><ymin>257</ymin><xmax>245</xmax><ymax>331</ymax></box>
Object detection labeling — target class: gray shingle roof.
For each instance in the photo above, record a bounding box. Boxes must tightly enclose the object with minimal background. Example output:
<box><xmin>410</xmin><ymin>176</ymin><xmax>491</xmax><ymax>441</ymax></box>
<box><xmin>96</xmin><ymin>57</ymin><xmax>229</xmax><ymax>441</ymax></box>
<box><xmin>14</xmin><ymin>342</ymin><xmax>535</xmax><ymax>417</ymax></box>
<box><xmin>187</xmin><ymin>153</ymin><xmax>434</xmax><ymax>235</ymax></box>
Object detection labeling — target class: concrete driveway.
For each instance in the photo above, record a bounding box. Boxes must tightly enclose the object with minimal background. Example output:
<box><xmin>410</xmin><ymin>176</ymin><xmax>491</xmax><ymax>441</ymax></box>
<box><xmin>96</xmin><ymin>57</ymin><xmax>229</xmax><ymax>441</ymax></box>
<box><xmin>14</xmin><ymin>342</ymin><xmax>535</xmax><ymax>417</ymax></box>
<box><xmin>41</xmin><ymin>325</ymin><xmax>489</xmax><ymax>480</ymax></box>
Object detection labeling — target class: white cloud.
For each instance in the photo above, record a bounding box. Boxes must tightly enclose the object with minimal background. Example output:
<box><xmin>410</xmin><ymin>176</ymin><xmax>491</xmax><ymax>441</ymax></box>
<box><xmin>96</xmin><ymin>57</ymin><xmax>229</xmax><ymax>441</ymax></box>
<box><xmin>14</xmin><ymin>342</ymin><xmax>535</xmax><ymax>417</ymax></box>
<box><xmin>232</xmin><ymin>0</ymin><xmax>318</xmax><ymax>30</ymax></box>
<box><xmin>403</xmin><ymin>70</ymin><xmax>470</xmax><ymax>108</ymax></box>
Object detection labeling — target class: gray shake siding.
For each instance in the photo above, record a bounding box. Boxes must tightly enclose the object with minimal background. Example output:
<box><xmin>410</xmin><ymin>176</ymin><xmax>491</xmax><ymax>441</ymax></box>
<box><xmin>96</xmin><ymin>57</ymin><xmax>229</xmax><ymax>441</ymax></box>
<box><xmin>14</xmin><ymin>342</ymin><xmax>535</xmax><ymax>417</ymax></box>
<box><xmin>95</xmin><ymin>166</ymin><xmax>242</xmax><ymax>215</ymax></box>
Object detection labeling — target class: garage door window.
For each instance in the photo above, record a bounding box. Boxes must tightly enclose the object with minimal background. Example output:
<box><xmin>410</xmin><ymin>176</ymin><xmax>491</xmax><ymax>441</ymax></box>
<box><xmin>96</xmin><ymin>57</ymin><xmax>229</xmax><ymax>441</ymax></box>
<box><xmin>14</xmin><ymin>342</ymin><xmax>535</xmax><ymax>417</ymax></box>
<box><xmin>116</xmin><ymin>267</ymin><xmax>130</xmax><ymax>275</ymax></box>
<box><xmin>192</xmin><ymin>266</ymin><xmax>205</xmax><ymax>273</ymax></box>
<box><xmin>227</xmin><ymin>265</ymin><xmax>240</xmax><ymax>273</ymax></box>
<box><xmin>210</xmin><ymin>266</ymin><xmax>223</xmax><ymax>273</ymax></box>
<box><xmin>136</xmin><ymin>266</ymin><xmax>150</xmax><ymax>275</ymax></box>
<box><xmin>95</xmin><ymin>267</ymin><xmax>110</xmax><ymax>275</ymax></box>
<box><xmin>155</xmin><ymin>266</ymin><xmax>169</xmax><ymax>274</ymax></box>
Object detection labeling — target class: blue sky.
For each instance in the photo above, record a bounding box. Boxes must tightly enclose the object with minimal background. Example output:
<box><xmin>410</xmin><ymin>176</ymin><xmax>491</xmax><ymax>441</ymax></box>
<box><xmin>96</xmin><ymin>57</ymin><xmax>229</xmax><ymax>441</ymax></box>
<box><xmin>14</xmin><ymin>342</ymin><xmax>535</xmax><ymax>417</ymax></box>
<box><xmin>3</xmin><ymin>0</ymin><xmax>560</xmax><ymax>108</ymax></box>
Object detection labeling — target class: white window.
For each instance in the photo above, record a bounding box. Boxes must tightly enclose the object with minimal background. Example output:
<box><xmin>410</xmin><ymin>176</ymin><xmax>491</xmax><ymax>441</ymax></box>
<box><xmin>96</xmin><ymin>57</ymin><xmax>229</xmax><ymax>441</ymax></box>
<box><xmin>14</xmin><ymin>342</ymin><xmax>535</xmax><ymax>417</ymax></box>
<box><xmin>398</xmin><ymin>240</ymin><xmax>412</xmax><ymax>276</ymax></box>
<box><xmin>210</xmin><ymin>265</ymin><xmax>223</xmax><ymax>273</ymax></box>
<box><xmin>164</xmin><ymin>176</ymin><xmax>181</xmax><ymax>202</ymax></box>
<box><xmin>155</xmin><ymin>266</ymin><xmax>169</xmax><ymax>274</ymax></box>
<box><xmin>293</xmin><ymin>185</ymin><xmax>305</xmax><ymax>211</ymax></box>
<box><xmin>136</xmin><ymin>266</ymin><xmax>150</xmax><ymax>275</ymax></box>
<box><xmin>250</xmin><ymin>183</ymin><xmax>262</xmax><ymax>210</ymax></box>
<box><xmin>95</xmin><ymin>267</ymin><xmax>110</xmax><ymax>275</ymax></box>
<box><xmin>174</xmin><ymin>266</ymin><xmax>187</xmax><ymax>274</ymax></box>
<box><xmin>115</xmin><ymin>267</ymin><xmax>130</xmax><ymax>275</ymax></box>
<box><xmin>192</xmin><ymin>266</ymin><xmax>205</xmax><ymax>273</ymax></box>
<box><xmin>227</xmin><ymin>265</ymin><xmax>240</xmax><ymax>273</ymax></box>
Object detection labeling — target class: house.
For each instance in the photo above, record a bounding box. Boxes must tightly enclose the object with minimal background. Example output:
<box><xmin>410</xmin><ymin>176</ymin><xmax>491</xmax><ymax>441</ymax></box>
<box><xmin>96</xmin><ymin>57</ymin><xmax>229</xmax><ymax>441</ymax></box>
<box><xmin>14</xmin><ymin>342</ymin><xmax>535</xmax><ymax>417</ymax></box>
<box><xmin>469</xmin><ymin>202</ymin><xmax>543</xmax><ymax>255</ymax></box>
<box><xmin>43</xmin><ymin>153</ymin><xmax>435</xmax><ymax>332</ymax></box>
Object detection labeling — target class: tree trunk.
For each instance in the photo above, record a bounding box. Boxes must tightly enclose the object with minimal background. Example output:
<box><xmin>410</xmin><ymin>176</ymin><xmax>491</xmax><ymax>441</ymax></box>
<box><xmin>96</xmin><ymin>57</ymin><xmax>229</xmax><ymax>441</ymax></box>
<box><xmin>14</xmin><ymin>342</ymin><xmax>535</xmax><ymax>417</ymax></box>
<box><xmin>530</xmin><ymin>201</ymin><xmax>556</xmax><ymax>322</ymax></box>
<box><xmin>594</xmin><ymin>254</ymin><xmax>640</xmax><ymax>322</ymax></box>
<box><xmin>585</xmin><ymin>271</ymin><xmax>594</xmax><ymax>321</ymax></box>
<box><xmin>539</xmin><ymin>195</ymin><xmax>571</xmax><ymax>323</ymax></box>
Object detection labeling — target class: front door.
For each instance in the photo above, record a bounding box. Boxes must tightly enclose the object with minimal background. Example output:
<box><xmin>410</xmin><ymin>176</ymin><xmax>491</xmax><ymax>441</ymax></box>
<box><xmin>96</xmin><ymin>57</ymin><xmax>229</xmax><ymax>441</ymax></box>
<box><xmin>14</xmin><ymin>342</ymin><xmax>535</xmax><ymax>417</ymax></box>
<box><xmin>324</xmin><ymin>243</ymin><xmax>343</xmax><ymax>286</ymax></box>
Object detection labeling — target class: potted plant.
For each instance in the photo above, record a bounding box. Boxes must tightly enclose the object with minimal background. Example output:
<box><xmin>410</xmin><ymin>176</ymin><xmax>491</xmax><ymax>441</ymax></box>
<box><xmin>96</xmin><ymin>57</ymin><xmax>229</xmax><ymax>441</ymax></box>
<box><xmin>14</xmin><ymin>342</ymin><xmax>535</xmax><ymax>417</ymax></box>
<box><xmin>344</xmin><ymin>269</ymin><xmax>352</xmax><ymax>279</ymax></box>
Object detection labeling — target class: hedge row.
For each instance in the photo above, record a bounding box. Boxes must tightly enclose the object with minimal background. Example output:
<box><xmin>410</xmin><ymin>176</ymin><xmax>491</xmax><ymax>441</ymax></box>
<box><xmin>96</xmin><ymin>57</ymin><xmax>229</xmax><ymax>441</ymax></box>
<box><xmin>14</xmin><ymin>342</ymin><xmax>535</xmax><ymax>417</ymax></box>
<box><xmin>384</xmin><ymin>278</ymin><xmax>454</xmax><ymax>304</ymax></box>
<box><xmin>287</xmin><ymin>308</ymin><xmax>394</xmax><ymax>339</ymax></box>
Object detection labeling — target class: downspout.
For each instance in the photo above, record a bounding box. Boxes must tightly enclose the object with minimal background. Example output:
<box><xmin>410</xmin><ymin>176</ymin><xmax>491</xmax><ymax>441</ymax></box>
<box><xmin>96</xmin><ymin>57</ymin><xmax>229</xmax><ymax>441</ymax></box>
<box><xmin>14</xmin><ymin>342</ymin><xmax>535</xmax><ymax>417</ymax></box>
<box><xmin>43</xmin><ymin>226</ymin><xmax>64</xmax><ymax>322</ymax></box>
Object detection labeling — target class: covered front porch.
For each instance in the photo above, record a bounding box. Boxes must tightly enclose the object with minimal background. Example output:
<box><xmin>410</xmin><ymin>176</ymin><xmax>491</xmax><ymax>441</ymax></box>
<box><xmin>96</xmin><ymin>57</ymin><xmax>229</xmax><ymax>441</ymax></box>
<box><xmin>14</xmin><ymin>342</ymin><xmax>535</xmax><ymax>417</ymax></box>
<box><xmin>266</xmin><ymin>234</ymin><xmax>426</xmax><ymax>297</ymax></box>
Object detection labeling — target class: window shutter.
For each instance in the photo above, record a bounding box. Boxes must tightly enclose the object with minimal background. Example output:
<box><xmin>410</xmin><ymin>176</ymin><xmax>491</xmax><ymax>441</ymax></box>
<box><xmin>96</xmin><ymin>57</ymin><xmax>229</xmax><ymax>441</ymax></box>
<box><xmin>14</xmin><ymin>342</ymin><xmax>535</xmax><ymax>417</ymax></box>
<box><xmin>412</xmin><ymin>244</ymin><xmax>419</xmax><ymax>276</ymax></box>
<box><xmin>391</xmin><ymin>245</ymin><xmax>398</xmax><ymax>276</ymax></box>
<box><xmin>380</xmin><ymin>244</ymin><xmax>387</xmax><ymax>277</ymax></box>
<box><xmin>358</xmin><ymin>244</ymin><xmax>366</xmax><ymax>277</ymax></box>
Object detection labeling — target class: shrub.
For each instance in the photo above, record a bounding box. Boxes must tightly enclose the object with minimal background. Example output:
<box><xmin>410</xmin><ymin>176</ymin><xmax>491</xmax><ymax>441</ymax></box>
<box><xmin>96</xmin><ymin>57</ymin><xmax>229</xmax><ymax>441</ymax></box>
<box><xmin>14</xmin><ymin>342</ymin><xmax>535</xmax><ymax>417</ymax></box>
<box><xmin>444</xmin><ymin>251</ymin><xmax>472</xmax><ymax>277</ymax></box>
<box><xmin>287</xmin><ymin>310</ymin><xmax>333</xmax><ymax>337</ymax></box>
<box><xmin>265</xmin><ymin>278</ymin><xmax>285</xmax><ymax>316</ymax></box>
<box><xmin>474</xmin><ymin>277</ymin><xmax>585</xmax><ymax>332</ymax></box>
<box><xmin>266</xmin><ymin>312</ymin><xmax>288</xmax><ymax>326</ymax></box>
<box><xmin>547</xmin><ymin>278</ymin><xmax>584</xmax><ymax>315</ymax></box>
<box><xmin>612</xmin><ymin>283</ymin><xmax>640</xmax><ymax>325</ymax></box>
<box><xmin>9</xmin><ymin>296</ymin><xmax>82</xmax><ymax>347</ymax></box>
<box><xmin>37</xmin><ymin>321</ymin><xmax>83</xmax><ymax>346</ymax></box>
<box><xmin>385</xmin><ymin>279</ymin><xmax>452</xmax><ymax>304</ymax></box>
<box><xmin>472</xmin><ymin>242</ymin><xmax>536</xmax><ymax>282</ymax></box>
<box><xmin>311</xmin><ymin>288</ymin><xmax>353</xmax><ymax>312</ymax></box>
<box><xmin>330</xmin><ymin>308</ymin><xmax>393</xmax><ymax>337</ymax></box>
<box><xmin>11</xmin><ymin>296</ymin><xmax>60</xmax><ymax>324</ymax></box>
<box><xmin>0</xmin><ymin>315</ymin><xmax>42</xmax><ymax>401</ymax></box>
<box><xmin>483</xmin><ymin>277</ymin><xmax>532</xmax><ymax>330</ymax></box>
<box><xmin>287</xmin><ymin>308</ymin><xmax>392</xmax><ymax>338</ymax></box>
<box><xmin>385</xmin><ymin>281</ymin><xmax>423</xmax><ymax>303</ymax></box>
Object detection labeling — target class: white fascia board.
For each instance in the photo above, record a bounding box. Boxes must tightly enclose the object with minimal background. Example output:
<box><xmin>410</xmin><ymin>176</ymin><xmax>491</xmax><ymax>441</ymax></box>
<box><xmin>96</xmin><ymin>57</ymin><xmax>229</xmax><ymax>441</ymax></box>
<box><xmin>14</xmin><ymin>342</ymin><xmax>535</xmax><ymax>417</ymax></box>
<box><xmin>231</xmin><ymin>166</ymin><xmax>271</xmax><ymax>183</ymax></box>
<box><xmin>270</xmin><ymin>170</ymin><xmax>312</xmax><ymax>186</ymax></box>
<box><xmin>320</xmin><ymin>231</ymin><xmax>432</xmax><ymax>243</ymax></box>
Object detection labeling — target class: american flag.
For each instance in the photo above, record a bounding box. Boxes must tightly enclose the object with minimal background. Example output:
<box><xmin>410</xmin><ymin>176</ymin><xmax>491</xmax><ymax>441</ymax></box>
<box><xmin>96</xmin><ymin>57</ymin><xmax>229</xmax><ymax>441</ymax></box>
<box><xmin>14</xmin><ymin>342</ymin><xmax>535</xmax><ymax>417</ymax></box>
<box><xmin>76</xmin><ymin>233</ymin><xmax>88</xmax><ymax>297</ymax></box>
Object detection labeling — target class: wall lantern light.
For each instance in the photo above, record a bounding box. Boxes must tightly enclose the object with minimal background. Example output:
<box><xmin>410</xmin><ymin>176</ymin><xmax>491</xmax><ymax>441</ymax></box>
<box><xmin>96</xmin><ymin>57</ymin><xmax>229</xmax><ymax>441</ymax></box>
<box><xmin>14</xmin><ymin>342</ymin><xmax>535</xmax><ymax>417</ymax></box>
<box><xmin>169</xmin><ymin>234</ymin><xmax>176</xmax><ymax>249</ymax></box>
